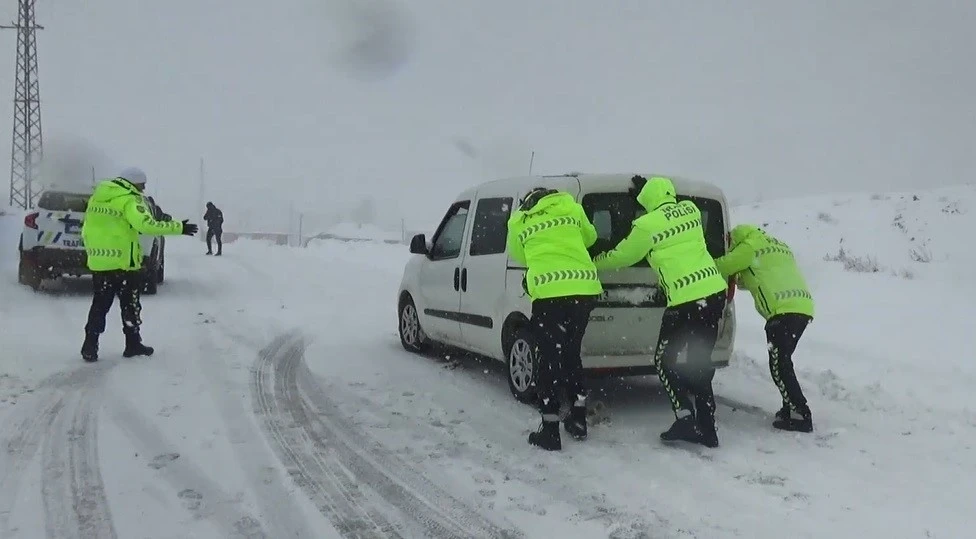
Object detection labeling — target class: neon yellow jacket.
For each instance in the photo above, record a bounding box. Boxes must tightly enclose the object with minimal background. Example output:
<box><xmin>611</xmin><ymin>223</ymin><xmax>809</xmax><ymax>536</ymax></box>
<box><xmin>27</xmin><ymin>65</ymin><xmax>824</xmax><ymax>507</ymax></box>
<box><xmin>593</xmin><ymin>177</ymin><xmax>727</xmax><ymax>307</ymax></box>
<box><xmin>82</xmin><ymin>178</ymin><xmax>185</xmax><ymax>272</ymax></box>
<box><xmin>506</xmin><ymin>191</ymin><xmax>604</xmax><ymax>300</ymax></box>
<box><xmin>715</xmin><ymin>224</ymin><xmax>814</xmax><ymax>319</ymax></box>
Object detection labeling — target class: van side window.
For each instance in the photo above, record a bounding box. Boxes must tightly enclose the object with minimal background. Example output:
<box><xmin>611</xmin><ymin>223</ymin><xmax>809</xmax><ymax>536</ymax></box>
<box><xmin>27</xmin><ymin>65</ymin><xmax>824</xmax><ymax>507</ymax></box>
<box><xmin>469</xmin><ymin>197</ymin><xmax>513</xmax><ymax>256</ymax></box>
<box><xmin>429</xmin><ymin>201</ymin><xmax>471</xmax><ymax>260</ymax></box>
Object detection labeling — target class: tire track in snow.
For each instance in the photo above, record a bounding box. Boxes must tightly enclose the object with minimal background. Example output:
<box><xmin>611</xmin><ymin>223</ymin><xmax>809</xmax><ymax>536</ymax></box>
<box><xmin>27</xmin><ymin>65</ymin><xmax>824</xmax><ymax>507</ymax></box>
<box><xmin>0</xmin><ymin>393</ymin><xmax>64</xmax><ymax>536</ymax></box>
<box><xmin>103</xmin><ymin>389</ymin><xmax>270</xmax><ymax>538</ymax></box>
<box><xmin>0</xmin><ymin>363</ymin><xmax>117</xmax><ymax>538</ymax></box>
<box><xmin>322</xmin><ymin>376</ymin><xmax>668</xmax><ymax>535</ymax></box>
<box><xmin>251</xmin><ymin>331</ymin><xmax>523</xmax><ymax>539</ymax></box>
<box><xmin>41</xmin><ymin>385</ymin><xmax>116</xmax><ymax>539</ymax></box>
<box><xmin>194</xmin><ymin>322</ymin><xmax>322</xmax><ymax>538</ymax></box>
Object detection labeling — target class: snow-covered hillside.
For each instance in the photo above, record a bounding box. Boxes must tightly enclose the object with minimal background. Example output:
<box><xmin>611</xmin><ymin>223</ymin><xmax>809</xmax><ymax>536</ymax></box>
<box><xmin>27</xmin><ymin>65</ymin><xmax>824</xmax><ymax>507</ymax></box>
<box><xmin>0</xmin><ymin>185</ymin><xmax>974</xmax><ymax>538</ymax></box>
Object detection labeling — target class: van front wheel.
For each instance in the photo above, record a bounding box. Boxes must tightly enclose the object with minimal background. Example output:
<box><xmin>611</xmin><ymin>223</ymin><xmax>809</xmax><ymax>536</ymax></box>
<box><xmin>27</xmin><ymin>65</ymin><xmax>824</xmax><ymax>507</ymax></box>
<box><xmin>398</xmin><ymin>296</ymin><xmax>430</xmax><ymax>353</ymax></box>
<box><xmin>506</xmin><ymin>326</ymin><xmax>538</xmax><ymax>404</ymax></box>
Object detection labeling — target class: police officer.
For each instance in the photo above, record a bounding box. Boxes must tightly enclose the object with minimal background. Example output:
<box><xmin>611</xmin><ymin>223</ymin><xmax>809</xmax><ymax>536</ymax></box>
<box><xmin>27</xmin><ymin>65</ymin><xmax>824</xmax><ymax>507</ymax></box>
<box><xmin>593</xmin><ymin>175</ymin><xmax>728</xmax><ymax>448</ymax></box>
<box><xmin>715</xmin><ymin>224</ymin><xmax>815</xmax><ymax>432</ymax></box>
<box><xmin>507</xmin><ymin>187</ymin><xmax>604</xmax><ymax>451</ymax></box>
<box><xmin>204</xmin><ymin>201</ymin><xmax>224</xmax><ymax>255</ymax></box>
<box><xmin>80</xmin><ymin>167</ymin><xmax>199</xmax><ymax>362</ymax></box>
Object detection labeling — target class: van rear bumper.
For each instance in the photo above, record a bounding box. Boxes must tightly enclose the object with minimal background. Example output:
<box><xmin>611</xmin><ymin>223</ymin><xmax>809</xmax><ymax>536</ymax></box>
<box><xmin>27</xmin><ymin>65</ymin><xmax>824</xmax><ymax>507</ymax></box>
<box><xmin>582</xmin><ymin>348</ymin><xmax>733</xmax><ymax>377</ymax></box>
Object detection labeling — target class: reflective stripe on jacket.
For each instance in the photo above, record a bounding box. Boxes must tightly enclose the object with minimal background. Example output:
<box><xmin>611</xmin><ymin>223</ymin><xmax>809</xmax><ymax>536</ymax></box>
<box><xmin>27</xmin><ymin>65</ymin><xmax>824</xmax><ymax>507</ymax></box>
<box><xmin>82</xmin><ymin>178</ymin><xmax>184</xmax><ymax>272</ymax></box>
<box><xmin>714</xmin><ymin>224</ymin><xmax>815</xmax><ymax>319</ymax></box>
<box><xmin>506</xmin><ymin>192</ymin><xmax>604</xmax><ymax>301</ymax></box>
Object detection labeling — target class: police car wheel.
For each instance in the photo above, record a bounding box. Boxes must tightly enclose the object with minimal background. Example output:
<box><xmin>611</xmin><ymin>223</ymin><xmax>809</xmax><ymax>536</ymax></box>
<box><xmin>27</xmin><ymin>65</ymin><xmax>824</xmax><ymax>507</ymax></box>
<box><xmin>18</xmin><ymin>252</ymin><xmax>41</xmax><ymax>290</ymax></box>
<box><xmin>398</xmin><ymin>296</ymin><xmax>430</xmax><ymax>353</ymax></box>
<box><xmin>507</xmin><ymin>326</ymin><xmax>538</xmax><ymax>404</ymax></box>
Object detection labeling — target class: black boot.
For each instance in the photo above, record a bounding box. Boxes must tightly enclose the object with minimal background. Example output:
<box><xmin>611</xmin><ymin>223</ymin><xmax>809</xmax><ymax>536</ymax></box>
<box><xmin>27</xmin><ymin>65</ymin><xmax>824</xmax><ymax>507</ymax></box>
<box><xmin>81</xmin><ymin>333</ymin><xmax>99</xmax><ymax>362</ymax></box>
<box><xmin>562</xmin><ymin>392</ymin><xmax>587</xmax><ymax>440</ymax></box>
<box><xmin>773</xmin><ymin>406</ymin><xmax>813</xmax><ymax>433</ymax></box>
<box><xmin>695</xmin><ymin>395</ymin><xmax>719</xmax><ymax>448</ymax></box>
<box><xmin>528</xmin><ymin>419</ymin><xmax>562</xmax><ymax>451</ymax></box>
<box><xmin>123</xmin><ymin>333</ymin><xmax>154</xmax><ymax>358</ymax></box>
<box><xmin>660</xmin><ymin>413</ymin><xmax>703</xmax><ymax>445</ymax></box>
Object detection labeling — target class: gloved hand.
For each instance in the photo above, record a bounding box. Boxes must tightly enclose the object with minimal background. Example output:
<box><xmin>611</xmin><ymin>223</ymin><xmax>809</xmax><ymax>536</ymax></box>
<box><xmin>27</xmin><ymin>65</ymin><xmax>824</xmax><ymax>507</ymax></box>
<box><xmin>181</xmin><ymin>220</ymin><xmax>199</xmax><ymax>236</ymax></box>
<box><xmin>629</xmin><ymin>175</ymin><xmax>647</xmax><ymax>198</ymax></box>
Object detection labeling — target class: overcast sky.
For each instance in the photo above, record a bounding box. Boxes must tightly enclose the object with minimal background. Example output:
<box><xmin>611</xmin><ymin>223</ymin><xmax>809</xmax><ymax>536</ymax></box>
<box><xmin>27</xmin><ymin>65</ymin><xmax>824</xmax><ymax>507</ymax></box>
<box><xmin>0</xmin><ymin>0</ymin><xmax>973</xmax><ymax>233</ymax></box>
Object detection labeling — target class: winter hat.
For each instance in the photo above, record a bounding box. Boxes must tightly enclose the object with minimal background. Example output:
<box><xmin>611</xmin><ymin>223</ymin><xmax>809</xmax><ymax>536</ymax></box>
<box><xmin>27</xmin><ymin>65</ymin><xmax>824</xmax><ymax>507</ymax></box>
<box><xmin>118</xmin><ymin>166</ymin><xmax>148</xmax><ymax>186</ymax></box>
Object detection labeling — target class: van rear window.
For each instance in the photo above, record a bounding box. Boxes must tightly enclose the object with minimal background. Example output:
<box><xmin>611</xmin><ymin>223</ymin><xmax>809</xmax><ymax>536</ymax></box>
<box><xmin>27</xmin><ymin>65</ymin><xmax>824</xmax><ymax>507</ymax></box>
<box><xmin>38</xmin><ymin>192</ymin><xmax>90</xmax><ymax>212</ymax></box>
<box><xmin>581</xmin><ymin>193</ymin><xmax>726</xmax><ymax>267</ymax></box>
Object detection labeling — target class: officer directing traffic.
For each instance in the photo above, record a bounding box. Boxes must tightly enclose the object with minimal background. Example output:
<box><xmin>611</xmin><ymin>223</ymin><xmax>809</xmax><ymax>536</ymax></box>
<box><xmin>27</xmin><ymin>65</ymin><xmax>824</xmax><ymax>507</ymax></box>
<box><xmin>80</xmin><ymin>167</ymin><xmax>199</xmax><ymax>362</ymax></box>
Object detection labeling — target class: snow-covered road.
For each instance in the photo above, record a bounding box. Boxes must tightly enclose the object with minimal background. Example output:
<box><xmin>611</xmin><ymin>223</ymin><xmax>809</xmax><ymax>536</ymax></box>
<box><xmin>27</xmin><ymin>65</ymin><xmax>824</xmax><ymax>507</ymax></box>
<box><xmin>1</xmin><ymin>186</ymin><xmax>974</xmax><ymax>538</ymax></box>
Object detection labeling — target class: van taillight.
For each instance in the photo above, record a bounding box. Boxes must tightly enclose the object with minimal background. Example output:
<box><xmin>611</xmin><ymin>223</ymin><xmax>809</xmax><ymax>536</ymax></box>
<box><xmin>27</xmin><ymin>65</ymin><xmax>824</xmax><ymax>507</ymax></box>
<box><xmin>725</xmin><ymin>231</ymin><xmax>735</xmax><ymax>302</ymax></box>
<box><xmin>24</xmin><ymin>212</ymin><xmax>39</xmax><ymax>229</ymax></box>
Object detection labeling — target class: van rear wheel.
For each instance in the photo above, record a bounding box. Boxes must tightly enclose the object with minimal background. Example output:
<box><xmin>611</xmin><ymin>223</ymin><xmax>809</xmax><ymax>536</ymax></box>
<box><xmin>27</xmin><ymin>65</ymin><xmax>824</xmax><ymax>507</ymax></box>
<box><xmin>506</xmin><ymin>326</ymin><xmax>538</xmax><ymax>404</ymax></box>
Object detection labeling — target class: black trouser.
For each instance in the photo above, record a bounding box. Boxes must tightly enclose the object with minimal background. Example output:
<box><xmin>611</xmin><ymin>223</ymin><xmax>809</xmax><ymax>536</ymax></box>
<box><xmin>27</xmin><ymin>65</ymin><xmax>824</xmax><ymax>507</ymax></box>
<box><xmin>766</xmin><ymin>313</ymin><xmax>813</xmax><ymax>415</ymax></box>
<box><xmin>207</xmin><ymin>227</ymin><xmax>222</xmax><ymax>253</ymax></box>
<box><xmin>84</xmin><ymin>270</ymin><xmax>143</xmax><ymax>336</ymax></box>
<box><xmin>655</xmin><ymin>291</ymin><xmax>726</xmax><ymax>419</ymax></box>
<box><xmin>530</xmin><ymin>295</ymin><xmax>596</xmax><ymax>415</ymax></box>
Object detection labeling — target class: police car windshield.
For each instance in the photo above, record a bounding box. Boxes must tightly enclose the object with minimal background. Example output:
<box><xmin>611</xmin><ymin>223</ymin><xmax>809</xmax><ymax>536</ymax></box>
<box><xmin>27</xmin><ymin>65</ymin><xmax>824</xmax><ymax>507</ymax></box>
<box><xmin>38</xmin><ymin>192</ymin><xmax>90</xmax><ymax>212</ymax></box>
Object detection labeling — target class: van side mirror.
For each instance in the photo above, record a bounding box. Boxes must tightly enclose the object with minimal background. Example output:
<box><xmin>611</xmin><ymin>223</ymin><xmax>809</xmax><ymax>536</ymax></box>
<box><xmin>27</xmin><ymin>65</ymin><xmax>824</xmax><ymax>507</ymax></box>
<box><xmin>409</xmin><ymin>234</ymin><xmax>428</xmax><ymax>255</ymax></box>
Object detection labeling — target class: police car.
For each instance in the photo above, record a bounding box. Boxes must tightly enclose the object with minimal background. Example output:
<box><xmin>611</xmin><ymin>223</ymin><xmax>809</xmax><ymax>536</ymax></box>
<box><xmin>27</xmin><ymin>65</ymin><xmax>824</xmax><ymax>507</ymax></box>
<box><xmin>17</xmin><ymin>184</ymin><xmax>166</xmax><ymax>293</ymax></box>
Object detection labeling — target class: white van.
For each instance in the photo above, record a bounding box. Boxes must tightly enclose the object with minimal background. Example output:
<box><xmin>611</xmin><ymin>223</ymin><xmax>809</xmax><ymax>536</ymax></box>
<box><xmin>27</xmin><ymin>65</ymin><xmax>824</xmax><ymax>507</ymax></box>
<box><xmin>396</xmin><ymin>173</ymin><xmax>737</xmax><ymax>402</ymax></box>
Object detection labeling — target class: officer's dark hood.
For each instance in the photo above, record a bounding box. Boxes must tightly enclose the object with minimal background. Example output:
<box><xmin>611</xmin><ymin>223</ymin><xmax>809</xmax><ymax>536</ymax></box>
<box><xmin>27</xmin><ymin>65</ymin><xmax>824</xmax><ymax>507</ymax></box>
<box><xmin>636</xmin><ymin>177</ymin><xmax>677</xmax><ymax>211</ymax></box>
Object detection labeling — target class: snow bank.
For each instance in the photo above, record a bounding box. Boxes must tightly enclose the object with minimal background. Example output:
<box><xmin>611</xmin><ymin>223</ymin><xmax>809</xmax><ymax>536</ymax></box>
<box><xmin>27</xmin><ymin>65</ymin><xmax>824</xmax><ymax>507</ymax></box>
<box><xmin>323</xmin><ymin>222</ymin><xmax>403</xmax><ymax>241</ymax></box>
<box><xmin>721</xmin><ymin>183</ymin><xmax>976</xmax><ymax>433</ymax></box>
<box><xmin>734</xmin><ymin>185</ymin><xmax>976</xmax><ymax>281</ymax></box>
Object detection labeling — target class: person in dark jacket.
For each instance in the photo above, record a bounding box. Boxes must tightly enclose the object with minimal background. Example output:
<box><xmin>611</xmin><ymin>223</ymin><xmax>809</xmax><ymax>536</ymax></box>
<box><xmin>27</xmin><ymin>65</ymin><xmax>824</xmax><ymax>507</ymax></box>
<box><xmin>204</xmin><ymin>202</ymin><xmax>224</xmax><ymax>255</ymax></box>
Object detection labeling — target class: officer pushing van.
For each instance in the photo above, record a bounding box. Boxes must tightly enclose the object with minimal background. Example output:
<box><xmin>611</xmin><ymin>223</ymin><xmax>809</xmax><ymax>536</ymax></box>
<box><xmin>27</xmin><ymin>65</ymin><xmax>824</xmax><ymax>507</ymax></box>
<box><xmin>507</xmin><ymin>187</ymin><xmax>604</xmax><ymax>451</ymax></box>
<box><xmin>715</xmin><ymin>224</ymin><xmax>816</xmax><ymax>432</ymax></box>
<box><xmin>593</xmin><ymin>175</ymin><xmax>728</xmax><ymax>448</ymax></box>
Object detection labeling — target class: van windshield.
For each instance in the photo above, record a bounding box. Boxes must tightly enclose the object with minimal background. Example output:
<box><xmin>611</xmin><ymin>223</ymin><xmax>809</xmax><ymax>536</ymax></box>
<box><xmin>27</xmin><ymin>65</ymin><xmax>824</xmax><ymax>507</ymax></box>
<box><xmin>581</xmin><ymin>193</ymin><xmax>726</xmax><ymax>267</ymax></box>
<box><xmin>38</xmin><ymin>192</ymin><xmax>90</xmax><ymax>212</ymax></box>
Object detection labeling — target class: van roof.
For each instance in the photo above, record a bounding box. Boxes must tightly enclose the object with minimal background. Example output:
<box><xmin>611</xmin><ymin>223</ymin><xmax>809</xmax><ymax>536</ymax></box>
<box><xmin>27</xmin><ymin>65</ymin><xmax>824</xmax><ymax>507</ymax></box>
<box><xmin>474</xmin><ymin>173</ymin><xmax>728</xmax><ymax>201</ymax></box>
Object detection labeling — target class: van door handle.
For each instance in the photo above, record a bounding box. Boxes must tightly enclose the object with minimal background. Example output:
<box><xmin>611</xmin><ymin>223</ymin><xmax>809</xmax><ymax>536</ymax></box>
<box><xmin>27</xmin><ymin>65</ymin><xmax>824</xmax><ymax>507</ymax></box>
<box><xmin>460</xmin><ymin>268</ymin><xmax>468</xmax><ymax>292</ymax></box>
<box><xmin>453</xmin><ymin>267</ymin><xmax>460</xmax><ymax>291</ymax></box>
